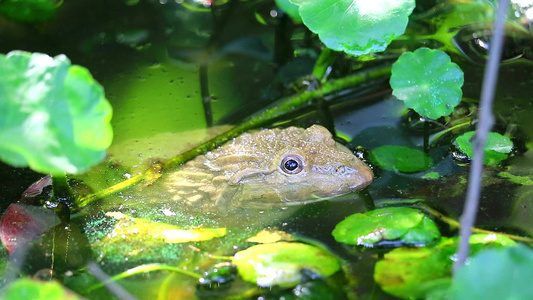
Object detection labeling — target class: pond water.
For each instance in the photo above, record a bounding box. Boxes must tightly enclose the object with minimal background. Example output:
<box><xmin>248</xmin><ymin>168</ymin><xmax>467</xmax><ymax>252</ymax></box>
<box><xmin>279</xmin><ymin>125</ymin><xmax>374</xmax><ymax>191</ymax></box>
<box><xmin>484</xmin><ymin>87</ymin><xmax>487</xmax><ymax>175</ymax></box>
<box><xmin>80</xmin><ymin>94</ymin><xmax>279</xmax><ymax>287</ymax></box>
<box><xmin>1</xmin><ymin>0</ymin><xmax>532</xmax><ymax>299</ymax></box>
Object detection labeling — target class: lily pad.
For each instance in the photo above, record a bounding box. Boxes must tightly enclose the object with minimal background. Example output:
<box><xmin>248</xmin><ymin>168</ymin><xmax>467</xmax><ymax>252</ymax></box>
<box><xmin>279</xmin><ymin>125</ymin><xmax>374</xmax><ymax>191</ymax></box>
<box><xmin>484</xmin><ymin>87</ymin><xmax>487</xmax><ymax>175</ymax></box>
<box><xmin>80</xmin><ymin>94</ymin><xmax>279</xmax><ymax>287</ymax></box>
<box><xmin>374</xmin><ymin>234</ymin><xmax>516</xmax><ymax>299</ymax></box>
<box><xmin>451</xmin><ymin>246</ymin><xmax>533</xmax><ymax>299</ymax></box>
<box><xmin>454</xmin><ymin>131</ymin><xmax>513</xmax><ymax>165</ymax></box>
<box><xmin>369</xmin><ymin>145</ymin><xmax>433</xmax><ymax>173</ymax></box>
<box><xmin>0</xmin><ymin>51</ymin><xmax>113</xmax><ymax>175</ymax></box>
<box><xmin>233</xmin><ymin>242</ymin><xmax>340</xmax><ymax>288</ymax></box>
<box><xmin>290</xmin><ymin>0</ymin><xmax>415</xmax><ymax>55</ymax></box>
<box><xmin>332</xmin><ymin>207</ymin><xmax>441</xmax><ymax>247</ymax></box>
<box><xmin>390</xmin><ymin>48</ymin><xmax>464</xmax><ymax>119</ymax></box>
<box><xmin>2</xmin><ymin>278</ymin><xmax>83</xmax><ymax>300</ymax></box>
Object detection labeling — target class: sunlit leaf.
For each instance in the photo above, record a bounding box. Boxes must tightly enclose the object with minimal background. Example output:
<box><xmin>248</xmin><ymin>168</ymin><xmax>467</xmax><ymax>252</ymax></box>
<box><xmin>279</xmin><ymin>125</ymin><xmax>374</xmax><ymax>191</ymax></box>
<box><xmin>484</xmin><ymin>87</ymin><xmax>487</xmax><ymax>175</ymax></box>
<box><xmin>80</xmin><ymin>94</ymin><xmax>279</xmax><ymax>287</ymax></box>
<box><xmin>451</xmin><ymin>246</ymin><xmax>533</xmax><ymax>299</ymax></box>
<box><xmin>233</xmin><ymin>242</ymin><xmax>340</xmax><ymax>288</ymax></box>
<box><xmin>102</xmin><ymin>212</ymin><xmax>226</xmax><ymax>244</ymax></box>
<box><xmin>0</xmin><ymin>51</ymin><xmax>113</xmax><ymax>175</ymax></box>
<box><xmin>290</xmin><ymin>0</ymin><xmax>415</xmax><ymax>55</ymax></box>
<box><xmin>374</xmin><ymin>234</ymin><xmax>516</xmax><ymax>299</ymax></box>
<box><xmin>2</xmin><ymin>278</ymin><xmax>83</xmax><ymax>300</ymax></box>
<box><xmin>275</xmin><ymin>0</ymin><xmax>301</xmax><ymax>23</ymax></box>
<box><xmin>454</xmin><ymin>131</ymin><xmax>513</xmax><ymax>165</ymax></box>
<box><xmin>0</xmin><ymin>0</ymin><xmax>57</xmax><ymax>23</ymax></box>
<box><xmin>246</xmin><ymin>229</ymin><xmax>294</xmax><ymax>244</ymax></box>
<box><xmin>332</xmin><ymin>207</ymin><xmax>440</xmax><ymax>247</ymax></box>
<box><xmin>390</xmin><ymin>48</ymin><xmax>464</xmax><ymax>119</ymax></box>
<box><xmin>370</xmin><ymin>145</ymin><xmax>433</xmax><ymax>173</ymax></box>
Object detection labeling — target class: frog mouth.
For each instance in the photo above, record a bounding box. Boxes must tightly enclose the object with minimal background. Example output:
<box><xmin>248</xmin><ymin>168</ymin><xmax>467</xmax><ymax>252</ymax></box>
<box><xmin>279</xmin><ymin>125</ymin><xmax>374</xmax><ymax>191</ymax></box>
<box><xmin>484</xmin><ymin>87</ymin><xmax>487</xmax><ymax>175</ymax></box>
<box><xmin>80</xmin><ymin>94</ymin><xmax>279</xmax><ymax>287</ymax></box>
<box><xmin>231</xmin><ymin>192</ymin><xmax>357</xmax><ymax>209</ymax></box>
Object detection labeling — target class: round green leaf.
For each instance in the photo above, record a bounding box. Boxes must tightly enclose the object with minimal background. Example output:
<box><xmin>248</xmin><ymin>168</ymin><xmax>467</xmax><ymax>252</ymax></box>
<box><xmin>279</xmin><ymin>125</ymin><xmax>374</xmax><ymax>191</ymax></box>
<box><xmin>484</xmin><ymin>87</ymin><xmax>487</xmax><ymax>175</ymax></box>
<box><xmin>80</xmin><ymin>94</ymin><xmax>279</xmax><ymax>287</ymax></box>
<box><xmin>390</xmin><ymin>48</ymin><xmax>464</xmax><ymax>119</ymax></box>
<box><xmin>451</xmin><ymin>246</ymin><xmax>533</xmax><ymax>299</ymax></box>
<box><xmin>233</xmin><ymin>242</ymin><xmax>340</xmax><ymax>288</ymax></box>
<box><xmin>370</xmin><ymin>145</ymin><xmax>433</xmax><ymax>173</ymax></box>
<box><xmin>0</xmin><ymin>51</ymin><xmax>113</xmax><ymax>175</ymax></box>
<box><xmin>332</xmin><ymin>207</ymin><xmax>441</xmax><ymax>247</ymax></box>
<box><xmin>290</xmin><ymin>0</ymin><xmax>415</xmax><ymax>55</ymax></box>
<box><xmin>454</xmin><ymin>131</ymin><xmax>513</xmax><ymax>165</ymax></box>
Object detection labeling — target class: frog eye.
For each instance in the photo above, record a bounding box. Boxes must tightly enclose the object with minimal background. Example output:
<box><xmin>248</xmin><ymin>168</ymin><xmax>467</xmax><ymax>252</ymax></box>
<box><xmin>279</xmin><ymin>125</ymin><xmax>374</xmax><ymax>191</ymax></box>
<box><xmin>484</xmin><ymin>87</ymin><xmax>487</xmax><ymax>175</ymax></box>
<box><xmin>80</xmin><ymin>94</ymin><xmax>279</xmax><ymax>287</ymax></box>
<box><xmin>280</xmin><ymin>155</ymin><xmax>304</xmax><ymax>174</ymax></box>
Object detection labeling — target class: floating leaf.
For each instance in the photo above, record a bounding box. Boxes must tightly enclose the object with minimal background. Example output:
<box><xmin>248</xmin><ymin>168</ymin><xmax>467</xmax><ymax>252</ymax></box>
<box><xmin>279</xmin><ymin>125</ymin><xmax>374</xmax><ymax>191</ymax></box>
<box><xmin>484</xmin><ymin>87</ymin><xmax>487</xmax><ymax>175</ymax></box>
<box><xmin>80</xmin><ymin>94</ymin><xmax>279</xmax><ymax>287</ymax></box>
<box><xmin>233</xmin><ymin>242</ymin><xmax>340</xmax><ymax>288</ymax></box>
<box><xmin>451</xmin><ymin>246</ymin><xmax>533</xmax><ymax>299</ymax></box>
<box><xmin>102</xmin><ymin>212</ymin><xmax>226</xmax><ymax>244</ymax></box>
<box><xmin>2</xmin><ymin>278</ymin><xmax>83</xmax><ymax>300</ymax></box>
<box><xmin>332</xmin><ymin>207</ymin><xmax>440</xmax><ymax>247</ymax></box>
<box><xmin>290</xmin><ymin>0</ymin><xmax>415</xmax><ymax>55</ymax></box>
<box><xmin>370</xmin><ymin>145</ymin><xmax>433</xmax><ymax>173</ymax></box>
<box><xmin>0</xmin><ymin>0</ymin><xmax>58</xmax><ymax>23</ymax></box>
<box><xmin>0</xmin><ymin>51</ymin><xmax>113</xmax><ymax>175</ymax></box>
<box><xmin>390</xmin><ymin>48</ymin><xmax>464</xmax><ymax>119</ymax></box>
<box><xmin>246</xmin><ymin>229</ymin><xmax>294</xmax><ymax>244</ymax></box>
<box><xmin>454</xmin><ymin>131</ymin><xmax>513</xmax><ymax>165</ymax></box>
<box><xmin>374</xmin><ymin>234</ymin><xmax>516</xmax><ymax>299</ymax></box>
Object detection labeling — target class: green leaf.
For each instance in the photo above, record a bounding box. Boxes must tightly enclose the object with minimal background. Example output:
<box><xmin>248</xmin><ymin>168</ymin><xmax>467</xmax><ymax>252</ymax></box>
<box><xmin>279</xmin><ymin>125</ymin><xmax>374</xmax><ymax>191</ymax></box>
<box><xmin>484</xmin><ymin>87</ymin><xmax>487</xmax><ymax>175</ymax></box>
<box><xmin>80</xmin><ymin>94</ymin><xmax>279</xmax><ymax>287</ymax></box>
<box><xmin>0</xmin><ymin>51</ymin><xmax>113</xmax><ymax>175</ymax></box>
<box><xmin>99</xmin><ymin>212</ymin><xmax>226</xmax><ymax>245</ymax></box>
<box><xmin>290</xmin><ymin>0</ymin><xmax>415</xmax><ymax>55</ymax></box>
<box><xmin>0</xmin><ymin>0</ymin><xmax>57</xmax><ymax>23</ymax></box>
<box><xmin>390</xmin><ymin>48</ymin><xmax>464</xmax><ymax>119</ymax></box>
<box><xmin>2</xmin><ymin>278</ymin><xmax>83</xmax><ymax>300</ymax></box>
<box><xmin>454</xmin><ymin>131</ymin><xmax>513</xmax><ymax>165</ymax></box>
<box><xmin>374</xmin><ymin>234</ymin><xmax>516</xmax><ymax>299</ymax></box>
<box><xmin>332</xmin><ymin>207</ymin><xmax>441</xmax><ymax>247</ymax></box>
<box><xmin>369</xmin><ymin>145</ymin><xmax>433</xmax><ymax>173</ymax></box>
<box><xmin>233</xmin><ymin>242</ymin><xmax>340</xmax><ymax>288</ymax></box>
<box><xmin>451</xmin><ymin>246</ymin><xmax>533</xmax><ymax>299</ymax></box>
<box><xmin>275</xmin><ymin>0</ymin><xmax>302</xmax><ymax>23</ymax></box>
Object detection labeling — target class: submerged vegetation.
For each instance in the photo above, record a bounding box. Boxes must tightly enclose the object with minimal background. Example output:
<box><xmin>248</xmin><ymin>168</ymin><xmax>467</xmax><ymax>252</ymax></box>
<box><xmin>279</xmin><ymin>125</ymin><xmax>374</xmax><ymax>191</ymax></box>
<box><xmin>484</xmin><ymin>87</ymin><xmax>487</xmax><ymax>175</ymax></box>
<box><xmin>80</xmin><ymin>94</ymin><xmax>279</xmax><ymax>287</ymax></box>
<box><xmin>0</xmin><ymin>0</ymin><xmax>533</xmax><ymax>299</ymax></box>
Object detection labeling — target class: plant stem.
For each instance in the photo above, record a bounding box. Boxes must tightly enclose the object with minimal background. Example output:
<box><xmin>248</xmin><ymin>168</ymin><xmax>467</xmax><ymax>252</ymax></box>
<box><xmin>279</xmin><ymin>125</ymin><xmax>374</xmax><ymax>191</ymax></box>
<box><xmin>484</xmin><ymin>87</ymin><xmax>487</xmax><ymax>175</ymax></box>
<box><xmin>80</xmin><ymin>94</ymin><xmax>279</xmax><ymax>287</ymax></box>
<box><xmin>312</xmin><ymin>48</ymin><xmax>337</xmax><ymax>82</ymax></box>
<box><xmin>51</xmin><ymin>173</ymin><xmax>73</xmax><ymax>222</ymax></box>
<box><xmin>423</xmin><ymin>121</ymin><xmax>429</xmax><ymax>152</ymax></box>
<box><xmin>77</xmin><ymin>63</ymin><xmax>392</xmax><ymax>207</ymax></box>
<box><xmin>429</xmin><ymin>120</ymin><xmax>471</xmax><ymax>145</ymax></box>
<box><xmin>419</xmin><ymin>204</ymin><xmax>533</xmax><ymax>244</ymax></box>
<box><xmin>453</xmin><ymin>0</ymin><xmax>509</xmax><ymax>274</ymax></box>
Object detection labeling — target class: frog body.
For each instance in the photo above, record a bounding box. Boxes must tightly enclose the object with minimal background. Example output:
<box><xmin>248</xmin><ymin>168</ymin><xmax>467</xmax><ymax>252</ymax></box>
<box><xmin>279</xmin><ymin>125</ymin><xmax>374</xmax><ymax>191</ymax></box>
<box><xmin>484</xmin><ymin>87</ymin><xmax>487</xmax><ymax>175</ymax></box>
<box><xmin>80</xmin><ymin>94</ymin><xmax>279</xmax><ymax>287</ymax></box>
<box><xmin>160</xmin><ymin>125</ymin><xmax>373</xmax><ymax>210</ymax></box>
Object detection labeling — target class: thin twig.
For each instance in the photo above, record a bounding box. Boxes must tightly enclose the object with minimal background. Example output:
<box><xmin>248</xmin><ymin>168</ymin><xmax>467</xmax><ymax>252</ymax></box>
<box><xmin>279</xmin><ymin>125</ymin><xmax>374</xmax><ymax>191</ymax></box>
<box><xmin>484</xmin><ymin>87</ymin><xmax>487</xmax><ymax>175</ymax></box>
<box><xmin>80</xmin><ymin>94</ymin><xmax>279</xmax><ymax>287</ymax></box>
<box><xmin>453</xmin><ymin>0</ymin><xmax>509</xmax><ymax>273</ymax></box>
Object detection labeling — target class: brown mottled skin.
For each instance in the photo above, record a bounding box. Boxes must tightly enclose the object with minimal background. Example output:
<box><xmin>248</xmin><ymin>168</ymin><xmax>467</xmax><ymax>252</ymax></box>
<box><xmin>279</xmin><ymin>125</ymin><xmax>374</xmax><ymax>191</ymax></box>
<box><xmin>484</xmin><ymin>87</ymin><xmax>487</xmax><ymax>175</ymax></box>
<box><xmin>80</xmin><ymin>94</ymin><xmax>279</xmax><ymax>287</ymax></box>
<box><xmin>162</xmin><ymin>125</ymin><xmax>373</xmax><ymax>210</ymax></box>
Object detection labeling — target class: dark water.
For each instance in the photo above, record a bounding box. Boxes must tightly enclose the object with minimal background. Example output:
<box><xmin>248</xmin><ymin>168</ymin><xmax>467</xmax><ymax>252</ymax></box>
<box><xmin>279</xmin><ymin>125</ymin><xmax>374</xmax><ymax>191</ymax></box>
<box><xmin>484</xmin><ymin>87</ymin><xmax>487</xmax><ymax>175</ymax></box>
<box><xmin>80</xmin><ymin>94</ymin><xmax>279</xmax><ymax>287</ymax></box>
<box><xmin>1</xmin><ymin>0</ymin><xmax>532</xmax><ymax>299</ymax></box>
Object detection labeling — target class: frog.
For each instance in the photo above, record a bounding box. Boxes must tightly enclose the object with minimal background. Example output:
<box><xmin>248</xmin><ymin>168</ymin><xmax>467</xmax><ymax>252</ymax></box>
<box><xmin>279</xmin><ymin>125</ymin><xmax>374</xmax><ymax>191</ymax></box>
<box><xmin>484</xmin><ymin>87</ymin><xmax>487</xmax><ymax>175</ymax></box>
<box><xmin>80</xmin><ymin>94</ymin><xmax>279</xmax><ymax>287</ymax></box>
<box><xmin>159</xmin><ymin>124</ymin><xmax>373</xmax><ymax>211</ymax></box>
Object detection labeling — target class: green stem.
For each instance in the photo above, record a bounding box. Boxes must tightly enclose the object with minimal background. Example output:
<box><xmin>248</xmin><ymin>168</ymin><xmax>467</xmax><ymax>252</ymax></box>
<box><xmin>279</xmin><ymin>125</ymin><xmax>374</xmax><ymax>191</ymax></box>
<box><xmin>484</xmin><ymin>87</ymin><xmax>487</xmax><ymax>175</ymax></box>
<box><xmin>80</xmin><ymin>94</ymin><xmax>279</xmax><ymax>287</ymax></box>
<box><xmin>51</xmin><ymin>173</ymin><xmax>74</xmax><ymax>222</ymax></box>
<box><xmin>77</xmin><ymin>63</ymin><xmax>392</xmax><ymax>208</ymax></box>
<box><xmin>312</xmin><ymin>48</ymin><xmax>337</xmax><ymax>82</ymax></box>
<box><xmin>418</xmin><ymin>204</ymin><xmax>533</xmax><ymax>244</ymax></box>
<box><xmin>429</xmin><ymin>120</ymin><xmax>472</xmax><ymax>145</ymax></box>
